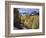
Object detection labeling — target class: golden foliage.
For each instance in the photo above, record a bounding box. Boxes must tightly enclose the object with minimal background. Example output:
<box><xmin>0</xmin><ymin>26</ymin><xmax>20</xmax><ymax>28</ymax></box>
<box><xmin>20</xmin><ymin>16</ymin><xmax>39</xmax><ymax>29</ymax></box>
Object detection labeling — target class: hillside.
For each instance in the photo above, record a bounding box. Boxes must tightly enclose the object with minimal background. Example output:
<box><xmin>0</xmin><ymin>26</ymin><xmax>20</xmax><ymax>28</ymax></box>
<box><xmin>20</xmin><ymin>15</ymin><xmax>39</xmax><ymax>29</ymax></box>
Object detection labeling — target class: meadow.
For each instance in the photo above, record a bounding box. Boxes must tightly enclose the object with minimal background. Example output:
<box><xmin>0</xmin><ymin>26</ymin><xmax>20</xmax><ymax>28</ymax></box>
<box><xmin>20</xmin><ymin>15</ymin><xmax>39</xmax><ymax>29</ymax></box>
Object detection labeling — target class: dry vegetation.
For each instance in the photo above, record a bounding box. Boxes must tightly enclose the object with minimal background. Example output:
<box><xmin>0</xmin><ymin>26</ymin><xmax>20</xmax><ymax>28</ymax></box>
<box><xmin>20</xmin><ymin>15</ymin><xmax>39</xmax><ymax>29</ymax></box>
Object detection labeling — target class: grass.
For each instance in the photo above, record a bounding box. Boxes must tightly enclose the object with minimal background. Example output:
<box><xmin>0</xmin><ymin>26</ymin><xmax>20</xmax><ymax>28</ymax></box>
<box><xmin>20</xmin><ymin>15</ymin><xmax>39</xmax><ymax>29</ymax></box>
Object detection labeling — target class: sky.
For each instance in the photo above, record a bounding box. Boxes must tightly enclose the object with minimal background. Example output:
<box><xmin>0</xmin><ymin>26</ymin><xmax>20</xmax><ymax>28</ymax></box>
<box><xmin>18</xmin><ymin>8</ymin><xmax>39</xmax><ymax>16</ymax></box>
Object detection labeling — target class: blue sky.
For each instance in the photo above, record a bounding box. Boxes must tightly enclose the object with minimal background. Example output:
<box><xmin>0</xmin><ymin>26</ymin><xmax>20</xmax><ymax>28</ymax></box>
<box><xmin>18</xmin><ymin>8</ymin><xmax>39</xmax><ymax>16</ymax></box>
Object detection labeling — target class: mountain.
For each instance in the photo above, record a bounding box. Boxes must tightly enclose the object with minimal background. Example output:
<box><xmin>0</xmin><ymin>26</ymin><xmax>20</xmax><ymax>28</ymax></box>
<box><xmin>30</xmin><ymin>11</ymin><xmax>39</xmax><ymax>16</ymax></box>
